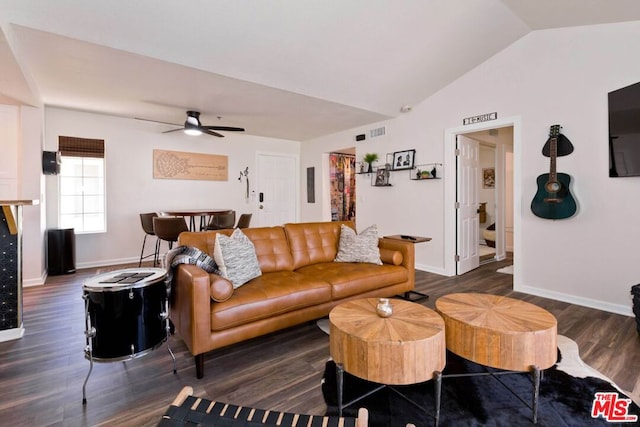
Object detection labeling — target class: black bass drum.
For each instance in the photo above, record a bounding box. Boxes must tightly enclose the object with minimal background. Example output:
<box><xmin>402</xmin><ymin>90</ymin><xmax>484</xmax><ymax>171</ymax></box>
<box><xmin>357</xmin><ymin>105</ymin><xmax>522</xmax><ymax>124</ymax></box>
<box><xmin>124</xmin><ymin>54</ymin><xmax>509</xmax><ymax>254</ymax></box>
<box><xmin>83</xmin><ymin>268</ymin><xmax>168</xmax><ymax>361</ymax></box>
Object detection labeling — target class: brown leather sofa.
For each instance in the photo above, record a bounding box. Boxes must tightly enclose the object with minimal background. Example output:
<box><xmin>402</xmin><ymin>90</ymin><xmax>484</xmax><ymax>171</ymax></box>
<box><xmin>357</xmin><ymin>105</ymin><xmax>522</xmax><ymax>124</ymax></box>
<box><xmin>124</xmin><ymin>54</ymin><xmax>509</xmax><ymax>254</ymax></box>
<box><xmin>170</xmin><ymin>221</ymin><xmax>415</xmax><ymax>378</ymax></box>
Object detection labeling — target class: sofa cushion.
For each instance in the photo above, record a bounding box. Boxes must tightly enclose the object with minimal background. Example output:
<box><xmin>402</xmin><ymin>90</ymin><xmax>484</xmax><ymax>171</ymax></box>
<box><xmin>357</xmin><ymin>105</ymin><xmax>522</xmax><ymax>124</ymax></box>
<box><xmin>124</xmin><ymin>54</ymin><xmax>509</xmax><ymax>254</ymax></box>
<box><xmin>241</xmin><ymin>227</ymin><xmax>294</xmax><ymax>273</ymax></box>
<box><xmin>214</xmin><ymin>229</ymin><xmax>262</xmax><ymax>288</ymax></box>
<box><xmin>179</xmin><ymin>230</ymin><xmax>232</xmax><ymax>255</ymax></box>
<box><xmin>334</xmin><ymin>224</ymin><xmax>382</xmax><ymax>265</ymax></box>
<box><xmin>285</xmin><ymin>221</ymin><xmax>354</xmax><ymax>270</ymax></box>
<box><xmin>209</xmin><ymin>272</ymin><xmax>332</xmax><ymax>331</ymax></box>
<box><xmin>296</xmin><ymin>262</ymin><xmax>409</xmax><ymax>300</ymax></box>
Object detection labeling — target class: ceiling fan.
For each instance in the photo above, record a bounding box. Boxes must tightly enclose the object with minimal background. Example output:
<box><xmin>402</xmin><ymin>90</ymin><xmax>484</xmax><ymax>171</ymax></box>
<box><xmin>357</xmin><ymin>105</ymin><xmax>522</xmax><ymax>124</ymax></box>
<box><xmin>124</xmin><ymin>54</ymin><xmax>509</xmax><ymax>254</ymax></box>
<box><xmin>163</xmin><ymin>111</ymin><xmax>245</xmax><ymax>137</ymax></box>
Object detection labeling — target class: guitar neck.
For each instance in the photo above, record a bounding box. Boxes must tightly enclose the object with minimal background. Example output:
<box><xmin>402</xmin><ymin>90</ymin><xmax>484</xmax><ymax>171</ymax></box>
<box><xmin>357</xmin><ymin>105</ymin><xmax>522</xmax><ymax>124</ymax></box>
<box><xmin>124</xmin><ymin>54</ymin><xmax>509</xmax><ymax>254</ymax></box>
<box><xmin>549</xmin><ymin>136</ymin><xmax>557</xmax><ymax>180</ymax></box>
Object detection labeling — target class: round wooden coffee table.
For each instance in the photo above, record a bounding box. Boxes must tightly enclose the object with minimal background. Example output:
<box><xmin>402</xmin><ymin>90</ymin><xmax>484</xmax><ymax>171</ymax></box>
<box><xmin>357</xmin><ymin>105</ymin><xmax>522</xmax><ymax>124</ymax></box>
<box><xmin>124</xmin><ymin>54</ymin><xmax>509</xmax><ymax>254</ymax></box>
<box><xmin>330</xmin><ymin>298</ymin><xmax>445</xmax><ymax>384</ymax></box>
<box><xmin>435</xmin><ymin>292</ymin><xmax>557</xmax><ymax>371</ymax></box>
<box><xmin>435</xmin><ymin>292</ymin><xmax>557</xmax><ymax>423</ymax></box>
<box><xmin>329</xmin><ymin>298</ymin><xmax>445</xmax><ymax>422</ymax></box>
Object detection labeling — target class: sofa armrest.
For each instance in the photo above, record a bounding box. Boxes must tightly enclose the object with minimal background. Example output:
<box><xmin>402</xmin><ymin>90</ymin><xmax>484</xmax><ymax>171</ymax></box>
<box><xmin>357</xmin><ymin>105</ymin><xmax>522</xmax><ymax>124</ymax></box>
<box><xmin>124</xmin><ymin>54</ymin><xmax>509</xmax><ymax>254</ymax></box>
<box><xmin>170</xmin><ymin>264</ymin><xmax>212</xmax><ymax>356</ymax></box>
<box><xmin>378</xmin><ymin>237</ymin><xmax>415</xmax><ymax>281</ymax></box>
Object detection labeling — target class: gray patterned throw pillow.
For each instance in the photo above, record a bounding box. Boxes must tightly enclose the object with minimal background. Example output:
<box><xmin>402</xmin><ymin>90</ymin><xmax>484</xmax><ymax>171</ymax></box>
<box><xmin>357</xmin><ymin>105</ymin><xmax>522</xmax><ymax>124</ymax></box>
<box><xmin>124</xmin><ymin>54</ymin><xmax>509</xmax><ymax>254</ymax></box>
<box><xmin>213</xmin><ymin>228</ymin><xmax>262</xmax><ymax>288</ymax></box>
<box><xmin>334</xmin><ymin>224</ymin><xmax>382</xmax><ymax>265</ymax></box>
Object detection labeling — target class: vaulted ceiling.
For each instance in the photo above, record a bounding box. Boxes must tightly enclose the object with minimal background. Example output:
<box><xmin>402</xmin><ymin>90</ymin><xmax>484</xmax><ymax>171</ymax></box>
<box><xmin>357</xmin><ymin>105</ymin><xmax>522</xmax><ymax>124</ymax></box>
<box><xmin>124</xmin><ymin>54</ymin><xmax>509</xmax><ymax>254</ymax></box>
<box><xmin>2</xmin><ymin>0</ymin><xmax>640</xmax><ymax>140</ymax></box>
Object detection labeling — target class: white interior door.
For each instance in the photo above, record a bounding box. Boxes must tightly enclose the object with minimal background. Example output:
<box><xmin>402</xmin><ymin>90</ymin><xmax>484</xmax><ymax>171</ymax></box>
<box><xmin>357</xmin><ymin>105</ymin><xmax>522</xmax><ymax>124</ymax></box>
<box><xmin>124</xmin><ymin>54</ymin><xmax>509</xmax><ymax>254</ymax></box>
<box><xmin>256</xmin><ymin>153</ymin><xmax>298</xmax><ymax>226</ymax></box>
<box><xmin>456</xmin><ymin>135</ymin><xmax>480</xmax><ymax>274</ymax></box>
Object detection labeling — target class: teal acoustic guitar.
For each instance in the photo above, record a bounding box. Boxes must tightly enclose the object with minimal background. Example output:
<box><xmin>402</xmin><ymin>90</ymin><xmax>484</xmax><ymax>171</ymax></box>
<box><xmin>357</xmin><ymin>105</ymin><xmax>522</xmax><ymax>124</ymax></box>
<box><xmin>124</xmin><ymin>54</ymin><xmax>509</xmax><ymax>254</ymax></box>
<box><xmin>531</xmin><ymin>125</ymin><xmax>577</xmax><ymax>220</ymax></box>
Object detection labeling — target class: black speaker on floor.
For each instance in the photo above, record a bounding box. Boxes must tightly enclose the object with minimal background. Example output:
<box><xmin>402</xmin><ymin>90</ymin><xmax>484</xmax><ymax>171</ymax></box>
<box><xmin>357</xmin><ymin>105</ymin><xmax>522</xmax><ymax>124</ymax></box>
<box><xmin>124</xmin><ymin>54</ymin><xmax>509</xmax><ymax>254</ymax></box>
<box><xmin>47</xmin><ymin>228</ymin><xmax>76</xmax><ymax>275</ymax></box>
<box><xmin>42</xmin><ymin>151</ymin><xmax>61</xmax><ymax>175</ymax></box>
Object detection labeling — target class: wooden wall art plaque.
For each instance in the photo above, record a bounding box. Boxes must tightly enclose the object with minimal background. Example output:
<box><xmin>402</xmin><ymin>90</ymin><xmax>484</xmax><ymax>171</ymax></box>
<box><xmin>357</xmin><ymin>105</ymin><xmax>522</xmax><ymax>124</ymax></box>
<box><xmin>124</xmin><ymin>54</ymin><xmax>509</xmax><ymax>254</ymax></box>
<box><xmin>153</xmin><ymin>149</ymin><xmax>228</xmax><ymax>181</ymax></box>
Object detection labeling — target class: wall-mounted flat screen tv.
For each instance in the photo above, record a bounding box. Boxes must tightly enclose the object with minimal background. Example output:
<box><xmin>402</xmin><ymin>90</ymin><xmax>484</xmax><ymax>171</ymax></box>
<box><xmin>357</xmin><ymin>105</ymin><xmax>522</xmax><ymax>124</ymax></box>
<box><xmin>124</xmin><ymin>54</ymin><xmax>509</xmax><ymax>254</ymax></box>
<box><xmin>609</xmin><ymin>81</ymin><xmax>640</xmax><ymax>177</ymax></box>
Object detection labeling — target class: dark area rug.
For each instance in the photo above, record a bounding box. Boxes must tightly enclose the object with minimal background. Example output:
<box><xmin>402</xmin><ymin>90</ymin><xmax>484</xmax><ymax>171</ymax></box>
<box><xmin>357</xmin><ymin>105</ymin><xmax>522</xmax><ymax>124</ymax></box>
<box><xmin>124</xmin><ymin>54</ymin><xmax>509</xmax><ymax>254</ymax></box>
<box><xmin>322</xmin><ymin>351</ymin><xmax>639</xmax><ymax>426</ymax></box>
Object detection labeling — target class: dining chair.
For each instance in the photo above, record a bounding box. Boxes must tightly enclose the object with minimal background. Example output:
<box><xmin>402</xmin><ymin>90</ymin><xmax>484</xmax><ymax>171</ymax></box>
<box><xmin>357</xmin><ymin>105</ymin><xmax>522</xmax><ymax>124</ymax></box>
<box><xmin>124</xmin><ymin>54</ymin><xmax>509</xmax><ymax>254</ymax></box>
<box><xmin>153</xmin><ymin>217</ymin><xmax>189</xmax><ymax>253</ymax></box>
<box><xmin>205</xmin><ymin>211</ymin><xmax>236</xmax><ymax>230</ymax></box>
<box><xmin>139</xmin><ymin>212</ymin><xmax>160</xmax><ymax>267</ymax></box>
<box><xmin>235</xmin><ymin>213</ymin><xmax>252</xmax><ymax>229</ymax></box>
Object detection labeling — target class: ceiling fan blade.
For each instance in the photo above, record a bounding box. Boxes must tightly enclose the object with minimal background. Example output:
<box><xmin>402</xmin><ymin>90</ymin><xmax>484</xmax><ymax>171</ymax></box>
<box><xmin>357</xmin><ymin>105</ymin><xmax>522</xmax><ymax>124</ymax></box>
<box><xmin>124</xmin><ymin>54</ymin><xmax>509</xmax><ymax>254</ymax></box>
<box><xmin>135</xmin><ymin>117</ymin><xmax>182</xmax><ymax>127</ymax></box>
<box><xmin>203</xmin><ymin>126</ymin><xmax>245</xmax><ymax>132</ymax></box>
<box><xmin>203</xmin><ymin>129</ymin><xmax>224</xmax><ymax>138</ymax></box>
<box><xmin>162</xmin><ymin>128</ymin><xmax>185</xmax><ymax>134</ymax></box>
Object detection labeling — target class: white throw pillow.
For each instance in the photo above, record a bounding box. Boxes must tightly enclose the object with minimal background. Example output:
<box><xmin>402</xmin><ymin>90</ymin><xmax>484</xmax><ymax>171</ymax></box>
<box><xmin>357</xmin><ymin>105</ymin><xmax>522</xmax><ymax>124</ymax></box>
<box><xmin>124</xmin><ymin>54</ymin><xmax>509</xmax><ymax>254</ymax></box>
<box><xmin>334</xmin><ymin>224</ymin><xmax>382</xmax><ymax>265</ymax></box>
<box><xmin>213</xmin><ymin>229</ymin><xmax>262</xmax><ymax>288</ymax></box>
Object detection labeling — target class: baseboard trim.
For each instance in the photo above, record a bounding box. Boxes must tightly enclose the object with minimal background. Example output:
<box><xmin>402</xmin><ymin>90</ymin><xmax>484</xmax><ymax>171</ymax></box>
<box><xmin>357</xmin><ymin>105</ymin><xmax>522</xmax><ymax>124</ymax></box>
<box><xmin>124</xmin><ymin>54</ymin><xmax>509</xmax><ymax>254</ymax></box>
<box><xmin>23</xmin><ymin>271</ymin><xmax>47</xmax><ymax>288</ymax></box>
<box><xmin>76</xmin><ymin>256</ymin><xmax>142</xmax><ymax>270</ymax></box>
<box><xmin>415</xmin><ymin>263</ymin><xmax>448</xmax><ymax>276</ymax></box>
<box><xmin>516</xmin><ymin>284</ymin><xmax>633</xmax><ymax>317</ymax></box>
<box><xmin>0</xmin><ymin>325</ymin><xmax>24</xmax><ymax>342</ymax></box>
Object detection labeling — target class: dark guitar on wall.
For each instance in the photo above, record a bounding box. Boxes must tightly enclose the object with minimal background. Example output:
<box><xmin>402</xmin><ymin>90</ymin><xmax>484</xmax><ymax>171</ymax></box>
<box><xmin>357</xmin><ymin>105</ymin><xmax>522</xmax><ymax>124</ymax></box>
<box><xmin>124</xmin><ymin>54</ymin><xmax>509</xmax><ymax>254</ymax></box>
<box><xmin>531</xmin><ymin>124</ymin><xmax>577</xmax><ymax>219</ymax></box>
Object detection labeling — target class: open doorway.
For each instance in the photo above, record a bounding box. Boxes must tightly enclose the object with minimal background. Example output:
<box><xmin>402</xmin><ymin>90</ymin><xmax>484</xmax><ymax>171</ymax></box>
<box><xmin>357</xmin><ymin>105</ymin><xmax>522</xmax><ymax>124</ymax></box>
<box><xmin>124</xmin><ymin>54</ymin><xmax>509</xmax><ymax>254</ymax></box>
<box><xmin>443</xmin><ymin>116</ymin><xmax>520</xmax><ymax>278</ymax></box>
<box><xmin>329</xmin><ymin>149</ymin><xmax>356</xmax><ymax>222</ymax></box>
<box><xmin>464</xmin><ymin>128</ymin><xmax>514</xmax><ymax>266</ymax></box>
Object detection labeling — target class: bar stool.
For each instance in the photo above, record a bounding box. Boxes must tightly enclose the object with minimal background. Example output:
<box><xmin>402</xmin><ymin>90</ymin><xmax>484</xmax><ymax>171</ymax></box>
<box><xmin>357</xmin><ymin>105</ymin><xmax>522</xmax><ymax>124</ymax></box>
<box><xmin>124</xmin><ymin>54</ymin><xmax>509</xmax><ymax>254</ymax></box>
<box><xmin>235</xmin><ymin>213</ymin><xmax>252</xmax><ymax>229</ymax></box>
<box><xmin>138</xmin><ymin>212</ymin><xmax>160</xmax><ymax>267</ymax></box>
<box><xmin>153</xmin><ymin>217</ymin><xmax>189</xmax><ymax>254</ymax></box>
<box><xmin>205</xmin><ymin>211</ymin><xmax>236</xmax><ymax>230</ymax></box>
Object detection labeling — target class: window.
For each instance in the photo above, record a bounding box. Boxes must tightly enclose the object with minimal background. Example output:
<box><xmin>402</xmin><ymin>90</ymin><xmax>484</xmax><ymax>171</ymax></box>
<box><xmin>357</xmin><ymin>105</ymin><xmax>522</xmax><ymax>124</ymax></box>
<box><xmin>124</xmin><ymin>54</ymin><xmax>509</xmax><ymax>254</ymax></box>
<box><xmin>58</xmin><ymin>136</ymin><xmax>106</xmax><ymax>233</ymax></box>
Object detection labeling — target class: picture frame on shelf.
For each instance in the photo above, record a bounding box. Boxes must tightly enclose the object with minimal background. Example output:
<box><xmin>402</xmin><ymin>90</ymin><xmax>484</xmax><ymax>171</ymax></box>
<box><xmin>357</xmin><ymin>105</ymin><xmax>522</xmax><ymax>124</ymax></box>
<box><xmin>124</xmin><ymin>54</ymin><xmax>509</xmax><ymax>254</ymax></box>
<box><xmin>374</xmin><ymin>166</ymin><xmax>391</xmax><ymax>186</ymax></box>
<box><xmin>392</xmin><ymin>149</ymin><xmax>416</xmax><ymax>170</ymax></box>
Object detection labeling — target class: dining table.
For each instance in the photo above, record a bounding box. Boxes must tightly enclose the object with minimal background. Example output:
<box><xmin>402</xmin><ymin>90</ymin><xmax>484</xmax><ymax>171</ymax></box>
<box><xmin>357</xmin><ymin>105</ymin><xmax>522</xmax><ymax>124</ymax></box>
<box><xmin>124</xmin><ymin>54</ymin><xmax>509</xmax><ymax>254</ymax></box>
<box><xmin>158</xmin><ymin>209</ymin><xmax>234</xmax><ymax>231</ymax></box>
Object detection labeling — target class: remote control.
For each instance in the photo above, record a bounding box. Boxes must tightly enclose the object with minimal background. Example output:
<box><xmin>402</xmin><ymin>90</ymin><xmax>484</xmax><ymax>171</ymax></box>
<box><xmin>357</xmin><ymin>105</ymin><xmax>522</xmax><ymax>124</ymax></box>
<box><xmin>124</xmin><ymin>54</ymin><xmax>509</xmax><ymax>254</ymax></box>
<box><xmin>400</xmin><ymin>235</ymin><xmax>416</xmax><ymax>240</ymax></box>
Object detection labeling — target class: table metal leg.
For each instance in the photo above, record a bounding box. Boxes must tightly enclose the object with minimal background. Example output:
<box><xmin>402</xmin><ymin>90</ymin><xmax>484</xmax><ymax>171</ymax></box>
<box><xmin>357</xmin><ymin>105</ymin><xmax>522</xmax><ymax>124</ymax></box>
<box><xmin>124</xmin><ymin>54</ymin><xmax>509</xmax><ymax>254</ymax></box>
<box><xmin>336</xmin><ymin>363</ymin><xmax>344</xmax><ymax>417</ymax></box>
<box><xmin>531</xmin><ymin>365</ymin><xmax>540</xmax><ymax>424</ymax></box>
<box><xmin>434</xmin><ymin>370</ymin><xmax>442</xmax><ymax>426</ymax></box>
<box><xmin>443</xmin><ymin>365</ymin><xmax>545</xmax><ymax>424</ymax></box>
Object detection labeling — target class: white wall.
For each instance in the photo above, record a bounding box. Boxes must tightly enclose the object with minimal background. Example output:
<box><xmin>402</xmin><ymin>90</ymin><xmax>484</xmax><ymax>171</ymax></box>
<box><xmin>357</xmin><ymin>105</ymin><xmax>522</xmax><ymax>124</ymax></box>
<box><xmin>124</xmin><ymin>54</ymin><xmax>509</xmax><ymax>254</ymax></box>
<box><xmin>44</xmin><ymin>107</ymin><xmax>299</xmax><ymax>268</ymax></box>
<box><xmin>304</xmin><ymin>114</ymin><xmax>447</xmax><ymax>274</ymax></box>
<box><xmin>20</xmin><ymin>106</ymin><xmax>46</xmax><ymax>285</ymax></box>
<box><xmin>0</xmin><ymin>104</ymin><xmax>19</xmax><ymax>198</ymax></box>
<box><xmin>302</xmin><ymin>21</ymin><xmax>640</xmax><ymax>315</ymax></box>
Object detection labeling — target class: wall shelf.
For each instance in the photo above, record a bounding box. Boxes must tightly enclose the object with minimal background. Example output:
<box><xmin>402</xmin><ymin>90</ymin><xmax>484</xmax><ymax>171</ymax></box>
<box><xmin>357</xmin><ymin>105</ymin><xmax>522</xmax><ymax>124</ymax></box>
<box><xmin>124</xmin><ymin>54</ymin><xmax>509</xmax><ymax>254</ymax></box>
<box><xmin>357</xmin><ymin>155</ymin><xmax>442</xmax><ymax>184</ymax></box>
<box><xmin>410</xmin><ymin>163</ymin><xmax>443</xmax><ymax>181</ymax></box>
<box><xmin>356</xmin><ymin>161</ymin><xmax>376</xmax><ymax>175</ymax></box>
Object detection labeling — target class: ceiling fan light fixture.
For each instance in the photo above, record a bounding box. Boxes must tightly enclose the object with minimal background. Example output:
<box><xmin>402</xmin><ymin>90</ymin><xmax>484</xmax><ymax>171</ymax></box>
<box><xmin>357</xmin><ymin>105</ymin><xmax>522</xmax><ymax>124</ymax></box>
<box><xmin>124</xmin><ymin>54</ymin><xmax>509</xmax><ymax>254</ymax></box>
<box><xmin>184</xmin><ymin>111</ymin><xmax>202</xmax><ymax>135</ymax></box>
<box><xmin>186</xmin><ymin>110</ymin><xmax>201</xmax><ymax>124</ymax></box>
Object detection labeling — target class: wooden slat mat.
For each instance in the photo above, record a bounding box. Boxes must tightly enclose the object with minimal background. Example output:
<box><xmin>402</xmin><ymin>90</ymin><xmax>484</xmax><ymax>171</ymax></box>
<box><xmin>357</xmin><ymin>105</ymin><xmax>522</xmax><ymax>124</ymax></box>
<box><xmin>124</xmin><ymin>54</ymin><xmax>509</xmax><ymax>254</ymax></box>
<box><xmin>158</xmin><ymin>387</ymin><xmax>364</xmax><ymax>427</ymax></box>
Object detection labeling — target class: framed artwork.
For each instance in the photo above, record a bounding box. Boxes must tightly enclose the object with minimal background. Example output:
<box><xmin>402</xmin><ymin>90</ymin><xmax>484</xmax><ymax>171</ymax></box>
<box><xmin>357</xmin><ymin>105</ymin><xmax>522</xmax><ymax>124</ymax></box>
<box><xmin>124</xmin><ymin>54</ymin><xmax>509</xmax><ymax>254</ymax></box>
<box><xmin>374</xmin><ymin>167</ymin><xmax>390</xmax><ymax>186</ymax></box>
<box><xmin>392</xmin><ymin>149</ymin><xmax>415</xmax><ymax>170</ymax></box>
<box><xmin>483</xmin><ymin>167</ymin><xmax>495</xmax><ymax>188</ymax></box>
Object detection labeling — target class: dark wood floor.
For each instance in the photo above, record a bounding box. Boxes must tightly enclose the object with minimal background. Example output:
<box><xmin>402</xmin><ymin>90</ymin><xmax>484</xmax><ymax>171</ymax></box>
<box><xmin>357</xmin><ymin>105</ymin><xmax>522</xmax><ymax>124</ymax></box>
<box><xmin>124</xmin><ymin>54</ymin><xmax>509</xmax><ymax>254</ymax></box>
<box><xmin>0</xmin><ymin>256</ymin><xmax>638</xmax><ymax>426</ymax></box>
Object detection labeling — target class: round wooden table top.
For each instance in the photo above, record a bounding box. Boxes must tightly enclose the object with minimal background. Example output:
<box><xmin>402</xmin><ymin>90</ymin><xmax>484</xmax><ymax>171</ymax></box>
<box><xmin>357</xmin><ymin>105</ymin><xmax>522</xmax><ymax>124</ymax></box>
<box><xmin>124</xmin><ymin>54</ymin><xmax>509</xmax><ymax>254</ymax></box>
<box><xmin>435</xmin><ymin>293</ymin><xmax>558</xmax><ymax>371</ymax></box>
<box><xmin>329</xmin><ymin>298</ymin><xmax>445</xmax><ymax>385</ymax></box>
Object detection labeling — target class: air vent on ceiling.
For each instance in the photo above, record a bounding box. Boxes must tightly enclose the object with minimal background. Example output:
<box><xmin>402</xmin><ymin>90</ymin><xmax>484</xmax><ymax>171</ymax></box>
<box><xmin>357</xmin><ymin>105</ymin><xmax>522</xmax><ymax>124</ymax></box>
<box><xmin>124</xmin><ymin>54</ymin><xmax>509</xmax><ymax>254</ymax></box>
<box><xmin>489</xmin><ymin>129</ymin><xmax>499</xmax><ymax>136</ymax></box>
<box><xmin>370</xmin><ymin>126</ymin><xmax>386</xmax><ymax>138</ymax></box>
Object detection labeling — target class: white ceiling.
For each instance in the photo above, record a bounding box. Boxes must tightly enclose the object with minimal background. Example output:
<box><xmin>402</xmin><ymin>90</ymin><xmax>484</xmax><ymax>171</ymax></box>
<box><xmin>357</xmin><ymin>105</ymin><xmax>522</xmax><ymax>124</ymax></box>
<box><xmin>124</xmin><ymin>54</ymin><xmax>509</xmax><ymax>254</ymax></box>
<box><xmin>1</xmin><ymin>0</ymin><xmax>640</xmax><ymax>141</ymax></box>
